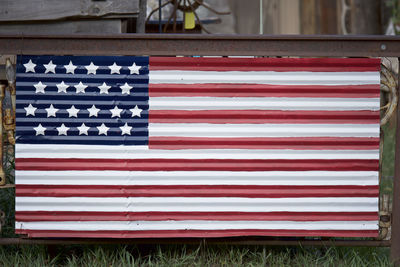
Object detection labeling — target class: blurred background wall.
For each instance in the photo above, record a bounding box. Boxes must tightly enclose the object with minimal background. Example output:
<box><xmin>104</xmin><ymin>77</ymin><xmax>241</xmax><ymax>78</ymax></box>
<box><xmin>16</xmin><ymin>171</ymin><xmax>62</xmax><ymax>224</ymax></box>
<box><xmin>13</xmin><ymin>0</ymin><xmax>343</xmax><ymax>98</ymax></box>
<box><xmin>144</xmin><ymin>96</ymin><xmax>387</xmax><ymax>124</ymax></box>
<box><xmin>211</xmin><ymin>0</ymin><xmax>394</xmax><ymax>35</ymax></box>
<box><xmin>0</xmin><ymin>0</ymin><xmax>398</xmax><ymax>35</ymax></box>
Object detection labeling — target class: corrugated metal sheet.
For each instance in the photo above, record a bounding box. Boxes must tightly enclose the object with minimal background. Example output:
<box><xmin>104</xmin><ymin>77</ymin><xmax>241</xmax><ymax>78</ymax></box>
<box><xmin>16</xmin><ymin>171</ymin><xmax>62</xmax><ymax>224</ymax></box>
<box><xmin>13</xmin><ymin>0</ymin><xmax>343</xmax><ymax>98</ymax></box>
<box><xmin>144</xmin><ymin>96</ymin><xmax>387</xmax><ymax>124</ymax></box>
<box><xmin>15</xmin><ymin>56</ymin><xmax>381</xmax><ymax>238</ymax></box>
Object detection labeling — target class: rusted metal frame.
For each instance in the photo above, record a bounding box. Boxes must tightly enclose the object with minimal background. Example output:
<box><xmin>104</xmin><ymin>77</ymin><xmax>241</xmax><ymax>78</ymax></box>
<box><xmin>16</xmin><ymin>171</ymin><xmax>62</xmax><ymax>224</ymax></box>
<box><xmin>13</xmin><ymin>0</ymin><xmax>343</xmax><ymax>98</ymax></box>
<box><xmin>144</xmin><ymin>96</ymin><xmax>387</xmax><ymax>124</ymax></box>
<box><xmin>0</xmin><ymin>84</ymin><xmax>4</xmax><ymax>186</ymax></box>
<box><xmin>0</xmin><ymin>34</ymin><xmax>398</xmax><ymax>251</ymax></box>
<box><xmin>390</xmin><ymin>57</ymin><xmax>400</xmax><ymax>264</ymax></box>
<box><xmin>0</xmin><ymin>84</ymin><xmax>4</xmax><ymax>233</ymax></box>
<box><xmin>0</xmin><ymin>34</ymin><xmax>400</xmax><ymax>56</ymax></box>
<box><xmin>0</xmin><ymin>237</ymin><xmax>391</xmax><ymax>247</ymax></box>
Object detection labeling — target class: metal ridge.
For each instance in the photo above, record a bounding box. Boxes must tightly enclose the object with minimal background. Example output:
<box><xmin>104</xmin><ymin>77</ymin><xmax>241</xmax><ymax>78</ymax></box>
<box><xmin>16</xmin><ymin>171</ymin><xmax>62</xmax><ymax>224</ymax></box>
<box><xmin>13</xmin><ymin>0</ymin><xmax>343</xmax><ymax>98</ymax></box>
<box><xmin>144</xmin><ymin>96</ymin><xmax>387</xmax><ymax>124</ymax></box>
<box><xmin>1</xmin><ymin>34</ymin><xmax>400</xmax><ymax>56</ymax></box>
<box><xmin>0</xmin><ymin>237</ymin><xmax>391</xmax><ymax>247</ymax></box>
<box><xmin>1</xmin><ymin>33</ymin><xmax>400</xmax><ymax>39</ymax></box>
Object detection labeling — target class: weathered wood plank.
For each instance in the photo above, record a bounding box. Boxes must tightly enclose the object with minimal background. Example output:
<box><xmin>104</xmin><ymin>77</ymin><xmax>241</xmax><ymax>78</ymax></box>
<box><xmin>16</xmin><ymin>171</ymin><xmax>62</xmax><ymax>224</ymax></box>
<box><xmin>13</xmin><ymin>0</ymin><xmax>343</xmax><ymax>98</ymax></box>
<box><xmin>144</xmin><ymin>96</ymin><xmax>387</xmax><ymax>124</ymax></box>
<box><xmin>0</xmin><ymin>0</ymin><xmax>138</xmax><ymax>22</ymax></box>
<box><xmin>263</xmin><ymin>0</ymin><xmax>280</xmax><ymax>34</ymax></box>
<box><xmin>350</xmin><ymin>0</ymin><xmax>382</xmax><ymax>34</ymax></box>
<box><xmin>318</xmin><ymin>0</ymin><xmax>337</xmax><ymax>34</ymax></box>
<box><xmin>0</xmin><ymin>20</ymin><xmax>122</xmax><ymax>34</ymax></box>
<box><xmin>136</xmin><ymin>0</ymin><xmax>147</xmax><ymax>33</ymax></box>
<box><xmin>300</xmin><ymin>0</ymin><xmax>316</xmax><ymax>34</ymax></box>
<box><xmin>278</xmin><ymin>0</ymin><xmax>300</xmax><ymax>34</ymax></box>
<box><xmin>230</xmin><ymin>0</ymin><xmax>260</xmax><ymax>34</ymax></box>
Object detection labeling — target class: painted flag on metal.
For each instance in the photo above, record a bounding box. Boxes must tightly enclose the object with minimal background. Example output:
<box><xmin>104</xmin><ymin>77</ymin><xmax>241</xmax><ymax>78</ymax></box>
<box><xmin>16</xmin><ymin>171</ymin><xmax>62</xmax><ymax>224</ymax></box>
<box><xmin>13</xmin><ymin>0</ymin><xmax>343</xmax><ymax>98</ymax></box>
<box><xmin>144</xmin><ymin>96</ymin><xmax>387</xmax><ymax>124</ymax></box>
<box><xmin>15</xmin><ymin>56</ymin><xmax>381</xmax><ymax>238</ymax></box>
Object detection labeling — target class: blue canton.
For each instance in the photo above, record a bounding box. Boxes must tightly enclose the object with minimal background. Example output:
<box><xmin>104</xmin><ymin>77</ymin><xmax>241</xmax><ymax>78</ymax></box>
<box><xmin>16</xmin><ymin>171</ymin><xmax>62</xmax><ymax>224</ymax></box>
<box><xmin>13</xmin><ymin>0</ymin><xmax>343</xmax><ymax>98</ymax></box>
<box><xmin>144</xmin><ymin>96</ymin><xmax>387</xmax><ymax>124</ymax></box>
<box><xmin>16</xmin><ymin>55</ymin><xmax>149</xmax><ymax>146</ymax></box>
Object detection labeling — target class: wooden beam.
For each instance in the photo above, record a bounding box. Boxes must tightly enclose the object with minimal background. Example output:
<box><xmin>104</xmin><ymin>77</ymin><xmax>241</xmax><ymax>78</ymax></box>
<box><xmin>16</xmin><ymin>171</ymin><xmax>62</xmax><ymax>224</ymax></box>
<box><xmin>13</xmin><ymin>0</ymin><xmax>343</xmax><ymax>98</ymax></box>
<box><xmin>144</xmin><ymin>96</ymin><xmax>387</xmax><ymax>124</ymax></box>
<box><xmin>0</xmin><ymin>0</ymin><xmax>139</xmax><ymax>22</ymax></box>
<box><xmin>0</xmin><ymin>20</ymin><xmax>122</xmax><ymax>34</ymax></box>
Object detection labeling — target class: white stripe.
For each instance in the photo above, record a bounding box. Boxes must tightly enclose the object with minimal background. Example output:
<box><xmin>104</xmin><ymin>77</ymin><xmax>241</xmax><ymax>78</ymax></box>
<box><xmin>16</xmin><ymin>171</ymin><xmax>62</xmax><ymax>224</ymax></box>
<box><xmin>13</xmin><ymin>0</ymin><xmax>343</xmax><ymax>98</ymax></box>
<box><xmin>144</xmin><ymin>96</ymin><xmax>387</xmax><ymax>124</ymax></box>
<box><xmin>149</xmin><ymin>70</ymin><xmax>380</xmax><ymax>85</ymax></box>
<box><xmin>148</xmin><ymin>124</ymin><xmax>379</xmax><ymax>137</ymax></box>
<box><xmin>149</xmin><ymin>97</ymin><xmax>380</xmax><ymax>111</ymax></box>
<box><xmin>15</xmin><ymin>171</ymin><xmax>379</xmax><ymax>186</ymax></box>
<box><xmin>15</xmin><ymin>197</ymin><xmax>378</xmax><ymax>212</ymax></box>
<box><xmin>15</xmin><ymin>144</ymin><xmax>379</xmax><ymax>159</ymax></box>
<box><xmin>15</xmin><ymin>220</ymin><xmax>378</xmax><ymax>231</ymax></box>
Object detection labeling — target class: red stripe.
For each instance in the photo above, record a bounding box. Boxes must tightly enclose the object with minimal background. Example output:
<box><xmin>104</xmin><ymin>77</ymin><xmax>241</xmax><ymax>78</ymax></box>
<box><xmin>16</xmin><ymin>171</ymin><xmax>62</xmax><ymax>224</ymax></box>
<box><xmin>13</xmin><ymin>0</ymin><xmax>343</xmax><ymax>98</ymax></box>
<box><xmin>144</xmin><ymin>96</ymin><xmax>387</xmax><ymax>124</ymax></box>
<box><xmin>149</xmin><ymin>137</ymin><xmax>380</xmax><ymax>150</ymax></box>
<box><xmin>16</xmin><ymin>229</ymin><xmax>379</xmax><ymax>238</ymax></box>
<box><xmin>149</xmin><ymin>84</ymin><xmax>380</xmax><ymax>98</ymax></box>
<box><xmin>15</xmin><ymin>185</ymin><xmax>379</xmax><ymax>198</ymax></box>
<box><xmin>15</xmin><ymin>158</ymin><xmax>379</xmax><ymax>171</ymax></box>
<box><xmin>15</xmin><ymin>211</ymin><xmax>378</xmax><ymax>222</ymax></box>
<box><xmin>149</xmin><ymin>110</ymin><xmax>380</xmax><ymax>124</ymax></box>
<box><xmin>149</xmin><ymin>57</ymin><xmax>381</xmax><ymax>72</ymax></box>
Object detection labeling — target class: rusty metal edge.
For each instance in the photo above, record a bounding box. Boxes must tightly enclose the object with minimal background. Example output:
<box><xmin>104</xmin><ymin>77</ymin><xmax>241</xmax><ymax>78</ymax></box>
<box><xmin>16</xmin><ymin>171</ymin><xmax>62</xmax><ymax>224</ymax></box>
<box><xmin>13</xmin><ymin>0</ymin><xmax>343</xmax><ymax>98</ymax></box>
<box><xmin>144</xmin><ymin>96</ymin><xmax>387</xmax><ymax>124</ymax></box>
<box><xmin>390</xmin><ymin>58</ymin><xmax>400</xmax><ymax>264</ymax></box>
<box><xmin>0</xmin><ymin>237</ymin><xmax>391</xmax><ymax>247</ymax></box>
<box><xmin>1</xmin><ymin>33</ymin><xmax>400</xmax><ymax>40</ymax></box>
<box><xmin>0</xmin><ymin>34</ymin><xmax>400</xmax><ymax>56</ymax></box>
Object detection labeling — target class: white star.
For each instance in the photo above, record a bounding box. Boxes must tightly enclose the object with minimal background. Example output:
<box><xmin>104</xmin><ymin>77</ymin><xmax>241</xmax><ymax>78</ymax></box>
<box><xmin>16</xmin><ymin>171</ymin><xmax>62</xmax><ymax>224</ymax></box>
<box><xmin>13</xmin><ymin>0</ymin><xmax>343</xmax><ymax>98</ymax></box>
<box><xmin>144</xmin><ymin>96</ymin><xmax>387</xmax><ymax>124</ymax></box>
<box><xmin>97</xmin><ymin>123</ymin><xmax>109</xmax><ymax>135</ymax></box>
<box><xmin>74</xmin><ymin>81</ymin><xmax>87</xmax><ymax>94</ymax></box>
<box><xmin>34</xmin><ymin>81</ymin><xmax>46</xmax><ymax>94</ymax></box>
<box><xmin>24</xmin><ymin>59</ymin><xmax>36</xmax><ymax>73</ymax></box>
<box><xmin>34</xmin><ymin>124</ymin><xmax>46</xmax><ymax>136</ymax></box>
<box><xmin>108</xmin><ymin>62</ymin><xmax>121</xmax><ymax>74</ymax></box>
<box><xmin>45</xmin><ymin>104</ymin><xmax>59</xmax><ymax>117</ymax></box>
<box><xmin>85</xmin><ymin>62</ymin><xmax>98</xmax><ymax>75</ymax></box>
<box><xmin>67</xmin><ymin>105</ymin><xmax>80</xmax><ymax>117</ymax></box>
<box><xmin>120</xmin><ymin>122</ymin><xmax>132</xmax><ymax>135</ymax></box>
<box><xmin>24</xmin><ymin>104</ymin><xmax>37</xmax><ymax>116</ymax></box>
<box><xmin>44</xmin><ymin>60</ymin><xmax>56</xmax><ymax>74</ymax></box>
<box><xmin>56</xmin><ymin>123</ymin><xmax>70</xmax><ymax>136</ymax></box>
<box><xmin>64</xmin><ymin>61</ymin><xmax>77</xmax><ymax>74</ymax></box>
<box><xmin>130</xmin><ymin>105</ymin><xmax>143</xmax><ymax>117</ymax></box>
<box><xmin>120</xmin><ymin>82</ymin><xmax>133</xmax><ymax>95</ymax></box>
<box><xmin>77</xmin><ymin>123</ymin><xmax>90</xmax><ymax>135</ymax></box>
<box><xmin>128</xmin><ymin>62</ymin><xmax>141</xmax><ymax>74</ymax></box>
<box><xmin>87</xmin><ymin>105</ymin><xmax>100</xmax><ymax>117</ymax></box>
<box><xmin>56</xmin><ymin>81</ymin><xmax>69</xmax><ymax>93</ymax></box>
<box><xmin>98</xmin><ymin>82</ymin><xmax>111</xmax><ymax>94</ymax></box>
<box><xmin>109</xmin><ymin>106</ymin><xmax>123</xmax><ymax>118</ymax></box>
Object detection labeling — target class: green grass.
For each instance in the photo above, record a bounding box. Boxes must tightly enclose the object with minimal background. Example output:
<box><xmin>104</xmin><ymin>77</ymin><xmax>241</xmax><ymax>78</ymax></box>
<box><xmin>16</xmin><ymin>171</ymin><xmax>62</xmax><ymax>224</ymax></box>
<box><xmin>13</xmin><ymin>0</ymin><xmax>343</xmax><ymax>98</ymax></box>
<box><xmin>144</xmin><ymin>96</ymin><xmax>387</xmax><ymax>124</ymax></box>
<box><xmin>0</xmin><ymin>244</ymin><xmax>393</xmax><ymax>267</ymax></box>
<box><xmin>381</xmin><ymin>114</ymin><xmax>396</xmax><ymax>179</ymax></box>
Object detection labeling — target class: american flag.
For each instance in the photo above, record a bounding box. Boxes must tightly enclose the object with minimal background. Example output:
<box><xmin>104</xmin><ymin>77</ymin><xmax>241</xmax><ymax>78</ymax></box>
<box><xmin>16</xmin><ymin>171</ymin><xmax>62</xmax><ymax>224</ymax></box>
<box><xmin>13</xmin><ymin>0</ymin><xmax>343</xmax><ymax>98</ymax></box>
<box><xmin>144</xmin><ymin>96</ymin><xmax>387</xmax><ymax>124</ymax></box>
<box><xmin>15</xmin><ymin>55</ymin><xmax>381</xmax><ymax>238</ymax></box>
